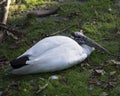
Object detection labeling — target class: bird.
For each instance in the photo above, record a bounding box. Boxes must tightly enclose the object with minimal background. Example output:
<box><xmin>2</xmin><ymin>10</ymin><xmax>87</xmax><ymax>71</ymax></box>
<box><xmin>10</xmin><ymin>32</ymin><xmax>110</xmax><ymax>75</ymax></box>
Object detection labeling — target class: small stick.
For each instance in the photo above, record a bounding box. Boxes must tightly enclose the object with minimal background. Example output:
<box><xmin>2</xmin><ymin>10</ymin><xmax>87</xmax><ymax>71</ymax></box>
<box><xmin>0</xmin><ymin>22</ymin><xmax>22</xmax><ymax>40</ymax></box>
<box><xmin>49</xmin><ymin>23</ymin><xmax>77</xmax><ymax>36</ymax></box>
<box><xmin>0</xmin><ymin>22</ymin><xmax>21</xmax><ymax>34</ymax></box>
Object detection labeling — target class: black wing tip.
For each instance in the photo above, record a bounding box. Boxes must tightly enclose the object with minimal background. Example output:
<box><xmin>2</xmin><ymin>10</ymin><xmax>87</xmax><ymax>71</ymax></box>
<box><xmin>10</xmin><ymin>55</ymin><xmax>29</xmax><ymax>69</ymax></box>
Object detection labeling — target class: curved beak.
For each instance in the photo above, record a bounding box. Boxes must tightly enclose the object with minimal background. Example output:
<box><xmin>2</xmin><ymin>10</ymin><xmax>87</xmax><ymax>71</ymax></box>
<box><xmin>71</xmin><ymin>32</ymin><xmax>110</xmax><ymax>54</ymax></box>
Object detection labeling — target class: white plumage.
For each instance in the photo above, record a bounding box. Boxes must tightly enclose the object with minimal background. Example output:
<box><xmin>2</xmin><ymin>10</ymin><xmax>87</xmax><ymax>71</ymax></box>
<box><xmin>10</xmin><ymin>36</ymin><xmax>94</xmax><ymax>74</ymax></box>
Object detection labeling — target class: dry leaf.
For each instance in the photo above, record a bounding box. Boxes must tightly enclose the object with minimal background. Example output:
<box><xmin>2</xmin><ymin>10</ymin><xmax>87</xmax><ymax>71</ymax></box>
<box><xmin>104</xmin><ymin>76</ymin><xmax>117</xmax><ymax>89</ymax></box>
<box><xmin>81</xmin><ymin>63</ymin><xmax>90</xmax><ymax>67</ymax></box>
<box><xmin>106</xmin><ymin>60</ymin><xmax>120</xmax><ymax>65</ymax></box>
<box><xmin>7</xmin><ymin>31</ymin><xmax>18</xmax><ymax>40</ymax></box>
<box><xmin>89</xmin><ymin>77</ymin><xmax>101</xmax><ymax>85</ymax></box>
<box><xmin>117</xmin><ymin>31</ymin><xmax>120</xmax><ymax>35</ymax></box>
<box><xmin>109</xmin><ymin>81</ymin><xmax>117</xmax><ymax>87</ymax></box>
<box><xmin>94</xmin><ymin>69</ymin><xmax>106</xmax><ymax>76</ymax></box>
<box><xmin>110</xmin><ymin>71</ymin><xmax>116</xmax><ymax>75</ymax></box>
<box><xmin>111</xmin><ymin>60</ymin><xmax>120</xmax><ymax>65</ymax></box>
<box><xmin>104</xmin><ymin>81</ymin><xmax>117</xmax><ymax>88</ymax></box>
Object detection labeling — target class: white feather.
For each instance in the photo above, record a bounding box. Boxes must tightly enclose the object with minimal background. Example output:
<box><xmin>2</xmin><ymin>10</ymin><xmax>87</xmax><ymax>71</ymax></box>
<box><xmin>11</xmin><ymin>36</ymin><xmax>94</xmax><ymax>74</ymax></box>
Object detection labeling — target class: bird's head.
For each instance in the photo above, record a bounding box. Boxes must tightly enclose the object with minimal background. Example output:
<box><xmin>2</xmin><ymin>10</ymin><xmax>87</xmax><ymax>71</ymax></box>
<box><xmin>71</xmin><ymin>32</ymin><xmax>110</xmax><ymax>54</ymax></box>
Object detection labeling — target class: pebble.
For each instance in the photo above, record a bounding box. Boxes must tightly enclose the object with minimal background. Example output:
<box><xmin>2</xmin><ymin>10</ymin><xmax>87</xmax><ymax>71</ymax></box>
<box><xmin>49</xmin><ymin>75</ymin><xmax>59</xmax><ymax>80</ymax></box>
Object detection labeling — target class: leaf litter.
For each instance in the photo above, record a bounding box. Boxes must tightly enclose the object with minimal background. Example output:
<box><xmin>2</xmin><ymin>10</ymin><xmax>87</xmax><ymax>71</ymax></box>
<box><xmin>88</xmin><ymin>59</ymin><xmax>120</xmax><ymax>91</ymax></box>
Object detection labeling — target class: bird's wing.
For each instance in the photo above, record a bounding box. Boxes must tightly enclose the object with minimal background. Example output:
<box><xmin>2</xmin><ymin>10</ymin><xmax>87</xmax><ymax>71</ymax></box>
<box><xmin>26</xmin><ymin>41</ymin><xmax>87</xmax><ymax>66</ymax></box>
<box><xmin>19</xmin><ymin>36</ymin><xmax>77</xmax><ymax>59</ymax></box>
<box><xmin>11</xmin><ymin>42</ymin><xmax>87</xmax><ymax>74</ymax></box>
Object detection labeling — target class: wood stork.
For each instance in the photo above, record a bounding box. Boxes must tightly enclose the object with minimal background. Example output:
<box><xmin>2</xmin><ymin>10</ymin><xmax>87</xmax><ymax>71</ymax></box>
<box><xmin>10</xmin><ymin>32</ymin><xmax>110</xmax><ymax>75</ymax></box>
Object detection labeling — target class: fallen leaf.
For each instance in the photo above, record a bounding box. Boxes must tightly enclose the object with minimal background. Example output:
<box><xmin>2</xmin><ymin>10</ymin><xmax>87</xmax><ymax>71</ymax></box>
<box><xmin>106</xmin><ymin>60</ymin><xmax>120</xmax><ymax>65</ymax></box>
<box><xmin>109</xmin><ymin>81</ymin><xmax>117</xmax><ymax>87</ymax></box>
<box><xmin>104</xmin><ymin>81</ymin><xmax>117</xmax><ymax>88</ymax></box>
<box><xmin>7</xmin><ymin>31</ymin><xmax>18</xmax><ymax>40</ymax></box>
<box><xmin>110</xmin><ymin>71</ymin><xmax>116</xmax><ymax>76</ymax></box>
<box><xmin>88</xmin><ymin>77</ymin><xmax>101</xmax><ymax>85</ymax></box>
<box><xmin>112</xmin><ymin>60</ymin><xmax>120</xmax><ymax>65</ymax></box>
<box><xmin>117</xmin><ymin>31</ymin><xmax>120</xmax><ymax>35</ymax></box>
<box><xmin>104</xmin><ymin>76</ymin><xmax>117</xmax><ymax>89</ymax></box>
<box><xmin>94</xmin><ymin>69</ymin><xmax>106</xmax><ymax>76</ymax></box>
<box><xmin>80</xmin><ymin>63</ymin><xmax>90</xmax><ymax>67</ymax></box>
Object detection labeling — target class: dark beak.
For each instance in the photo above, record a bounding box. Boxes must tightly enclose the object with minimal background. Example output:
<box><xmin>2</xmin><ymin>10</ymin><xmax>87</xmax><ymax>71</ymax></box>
<box><xmin>71</xmin><ymin>32</ymin><xmax>111</xmax><ymax>54</ymax></box>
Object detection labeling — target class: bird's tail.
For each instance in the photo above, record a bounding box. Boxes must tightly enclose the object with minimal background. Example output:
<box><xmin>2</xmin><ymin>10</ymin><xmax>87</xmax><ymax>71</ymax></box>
<box><xmin>10</xmin><ymin>55</ymin><xmax>29</xmax><ymax>69</ymax></box>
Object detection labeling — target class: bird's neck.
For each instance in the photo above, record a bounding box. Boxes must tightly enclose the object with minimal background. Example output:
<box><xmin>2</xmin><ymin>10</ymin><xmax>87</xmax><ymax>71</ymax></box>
<box><xmin>81</xmin><ymin>44</ymin><xmax>95</xmax><ymax>55</ymax></box>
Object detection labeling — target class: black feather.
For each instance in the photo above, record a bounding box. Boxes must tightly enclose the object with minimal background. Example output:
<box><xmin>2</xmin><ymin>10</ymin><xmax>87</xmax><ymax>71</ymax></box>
<box><xmin>10</xmin><ymin>55</ymin><xmax>29</xmax><ymax>69</ymax></box>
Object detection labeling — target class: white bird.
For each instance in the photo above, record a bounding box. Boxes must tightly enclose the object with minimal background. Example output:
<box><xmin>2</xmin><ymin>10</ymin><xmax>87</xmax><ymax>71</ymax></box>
<box><xmin>10</xmin><ymin>32</ymin><xmax>110</xmax><ymax>75</ymax></box>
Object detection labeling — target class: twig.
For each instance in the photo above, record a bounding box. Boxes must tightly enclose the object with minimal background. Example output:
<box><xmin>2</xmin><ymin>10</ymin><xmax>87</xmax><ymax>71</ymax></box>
<box><xmin>36</xmin><ymin>83</ymin><xmax>48</xmax><ymax>93</ymax></box>
<box><xmin>0</xmin><ymin>22</ymin><xmax>22</xmax><ymax>40</ymax></box>
<box><xmin>0</xmin><ymin>22</ymin><xmax>21</xmax><ymax>34</ymax></box>
<box><xmin>49</xmin><ymin>23</ymin><xmax>77</xmax><ymax>36</ymax></box>
<box><xmin>36</xmin><ymin>77</ymin><xmax>49</xmax><ymax>94</ymax></box>
<box><xmin>36</xmin><ymin>75</ymin><xmax>59</xmax><ymax>94</ymax></box>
